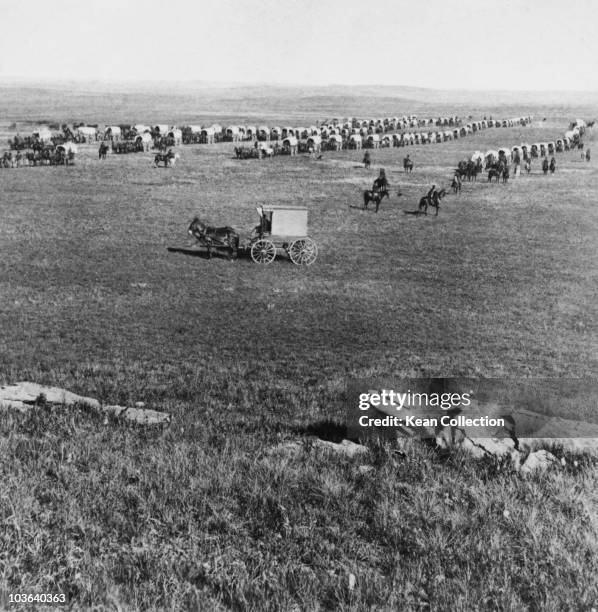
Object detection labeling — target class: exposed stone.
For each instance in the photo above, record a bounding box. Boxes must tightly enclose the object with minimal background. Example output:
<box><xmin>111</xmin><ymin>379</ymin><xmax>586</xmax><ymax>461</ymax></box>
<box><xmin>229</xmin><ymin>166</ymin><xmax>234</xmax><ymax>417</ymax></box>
<box><xmin>0</xmin><ymin>381</ymin><xmax>100</xmax><ymax>410</ymax></box>
<box><xmin>520</xmin><ymin>450</ymin><xmax>558</xmax><ymax>474</ymax></box>
<box><xmin>104</xmin><ymin>405</ymin><xmax>171</xmax><ymax>425</ymax></box>
<box><xmin>0</xmin><ymin>382</ymin><xmax>170</xmax><ymax>426</ymax></box>
<box><xmin>518</xmin><ymin>437</ymin><xmax>598</xmax><ymax>457</ymax></box>
<box><xmin>269</xmin><ymin>438</ymin><xmax>367</xmax><ymax>458</ymax></box>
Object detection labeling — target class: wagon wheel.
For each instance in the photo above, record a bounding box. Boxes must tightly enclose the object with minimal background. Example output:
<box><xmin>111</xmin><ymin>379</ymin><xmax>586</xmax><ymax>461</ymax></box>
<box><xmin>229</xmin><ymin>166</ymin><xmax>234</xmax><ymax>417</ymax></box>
<box><xmin>288</xmin><ymin>238</ymin><xmax>318</xmax><ymax>266</ymax></box>
<box><xmin>251</xmin><ymin>239</ymin><xmax>276</xmax><ymax>264</ymax></box>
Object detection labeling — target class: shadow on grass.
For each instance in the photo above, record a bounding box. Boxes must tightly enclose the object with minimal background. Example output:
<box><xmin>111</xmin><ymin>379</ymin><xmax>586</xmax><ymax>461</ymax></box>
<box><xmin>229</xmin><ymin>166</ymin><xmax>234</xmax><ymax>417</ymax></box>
<box><xmin>167</xmin><ymin>246</ymin><xmax>251</xmax><ymax>261</ymax></box>
<box><xmin>291</xmin><ymin>419</ymin><xmax>349</xmax><ymax>443</ymax></box>
<box><xmin>348</xmin><ymin>205</ymin><xmax>368</xmax><ymax>211</ymax></box>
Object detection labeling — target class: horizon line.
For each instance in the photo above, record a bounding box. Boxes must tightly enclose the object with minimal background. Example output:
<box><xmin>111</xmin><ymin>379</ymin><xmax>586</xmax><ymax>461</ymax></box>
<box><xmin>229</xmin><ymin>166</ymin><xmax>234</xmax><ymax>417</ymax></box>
<box><xmin>1</xmin><ymin>77</ymin><xmax>598</xmax><ymax>95</ymax></box>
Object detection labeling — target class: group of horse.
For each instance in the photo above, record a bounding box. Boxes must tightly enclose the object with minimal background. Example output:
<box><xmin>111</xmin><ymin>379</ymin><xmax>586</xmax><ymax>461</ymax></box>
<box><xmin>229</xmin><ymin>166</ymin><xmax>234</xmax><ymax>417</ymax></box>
<box><xmin>111</xmin><ymin>141</ymin><xmax>145</xmax><ymax>155</ymax></box>
<box><xmin>0</xmin><ymin>148</ymin><xmax>75</xmax><ymax>167</ymax></box>
<box><xmin>234</xmin><ymin>145</ymin><xmax>276</xmax><ymax>159</ymax></box>
<box><xmin>360</xmin><ymin>118</ymin><xmax>593</xmax><ymax>216</ymax></box>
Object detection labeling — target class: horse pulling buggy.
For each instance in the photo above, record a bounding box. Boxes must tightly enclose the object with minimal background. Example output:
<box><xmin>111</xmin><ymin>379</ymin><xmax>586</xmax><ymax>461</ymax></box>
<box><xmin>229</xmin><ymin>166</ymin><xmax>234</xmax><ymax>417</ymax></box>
<box><xmin>188</xmin><ymin>205</ymin><xmax>318</xmax><ymax>265</ymax></box>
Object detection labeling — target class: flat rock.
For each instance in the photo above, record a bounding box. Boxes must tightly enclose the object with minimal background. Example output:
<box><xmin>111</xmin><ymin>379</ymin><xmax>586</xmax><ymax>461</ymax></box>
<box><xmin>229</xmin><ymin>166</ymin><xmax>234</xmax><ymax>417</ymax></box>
<box><xmin>518</xmin><ymin>437</ymin><xmax>598</xmax><ymax>457</ymax></box>
<box><xmin>104</xmin><ymin>405</ymin><xmax>171</xmax><ymax>425</ymax></box>
<box><xmin>0</xmin><ymin>382</ymin><xmax>171</xmax><ymax>426</ymax></box>
<box><xmin>317</xmin><ymin>439</ymin><xmax>368</xmax><ymax>457</ymax></box>
<box><xmin>0</xmin><ymin>381</ymin><xmax>101</xmax><ymax>410</ymax></box>
<box><xmin>521</xmin><ymin>450</ymin><xmax>558</xmax><ymax>474</ymax></box>
<box><xmin>270</xmin><ymin>438</ymin><xmax>367</xmax><ymax>458</ymax></box>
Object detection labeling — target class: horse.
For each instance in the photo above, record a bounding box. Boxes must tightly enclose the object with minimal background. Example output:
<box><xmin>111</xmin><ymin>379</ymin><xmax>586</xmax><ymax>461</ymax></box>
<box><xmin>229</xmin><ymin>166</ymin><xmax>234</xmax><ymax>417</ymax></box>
<box><xmin>403</xmin><ymin>157</ymin><xmax>414</xmax><ymax>173</ymax></box>
<box><xmin>154</xmin><ymin>151</ymin><xmax>180</xmax><ymax>167</ymax></box>
<box><xmin>363</xmin><ymin>152</ymin><xmax>371</xmax><ymax>169</ymax></box>
<box><xmin>456</xmin><ymin>160</ymin><xmax>468</xmax><ymax>179</ymax></box>
<box><xmin>98</xmin><ymin>143</ymin><xmax>108</xmax><ymax>160</ymax></box>
<box><xmin>549</xmin><ymin>158</ymin><xmax>556</xmax><ymax>174</ymax></box>
<box><xmin>363</xmin><ymin>189</ymin><xmax>388</xmax><ymax>213</ymax></box>
<box><xmin>466</xmin><ymin>160</ymin><xmax>482</xmax><ymax>181</ymax></box>
<box><xmin>418</xmin><ymin>188</ymin><xmax>446</xmax><ymax>216</ymax></box>
<box><xmin>188</xmin><ymin>217</ymin><xmax>239</xmax><ymax>260</ymax></box>
<box><xmin>451</xmin><ymin>175</ymin><xmax>462</xmax><ymax>193</ymax></box>
<box><xmin>487</xmin><ymin>167</ymin><xmax>501</xmax><ymax>182</ymax></box>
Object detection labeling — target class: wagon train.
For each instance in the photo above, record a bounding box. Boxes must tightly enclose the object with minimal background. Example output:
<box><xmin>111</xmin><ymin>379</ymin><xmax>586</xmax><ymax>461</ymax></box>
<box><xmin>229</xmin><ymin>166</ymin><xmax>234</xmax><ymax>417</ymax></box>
<box><xmin>188</xmin><ymin>205</ymin><xmax>318</xmax><ymax>265</ymax></box>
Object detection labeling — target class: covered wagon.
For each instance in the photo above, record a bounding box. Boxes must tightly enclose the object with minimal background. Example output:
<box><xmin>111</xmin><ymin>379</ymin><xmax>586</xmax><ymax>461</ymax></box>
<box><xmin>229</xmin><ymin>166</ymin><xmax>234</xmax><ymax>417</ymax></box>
<box><xmin>167</xmin><ymin>129</ymin><xmax>182</xmax><ymax>146</ymax></box>
<box><xmin>225</xmin><ymin>126</ymin><xmax>242</xmax><ymax>142</ymax></box>
<box><xmin>104</xmin><ymin>126</ymin><xmax>121</xmax><ymax>141</ymax></box>
<box><xmin>201</xmin><ymin>127</ymin><xmax>217</xmax><ymax>144</ymax></box>
<box><xmin>257</xmin><ymin>126</ymin><xmax>270</xmax><ymax>141</ymax></box>
<box><xmin>306</xmin><ymin>135</ymin><xmax>322</xmax><ymax>153</ymax></box>
<box><xmin>282</xmin><ymin>136</ymin><xmax>298</xmax><ymax>155</ymax></box>
<box><xmin>366</xmin><ymin>134</ymin><xmax>380</xmax><ymax>149</ymax></box>
<box><xmin>485</xmin><ymin>150</ymin><xmax>499</xmax><ymax>165</ymax></box>
<box><xmin>349</xmin><ymin>134</ymin><xmax>363</xmax><ymax>149</ymax></box>
<box><xmin>135</xmin><ymin>132</ymin><xmax>153</xmax><ymax>151</ymax></box>
<box><xmin>244</xmin><ymin>126</ymin><xmax>257</xmax><ymax>140</ymax></box>
<box><xmin>77</xmin><ymin>126</ymin><xmax>98</xmax><ymax>142</ymax></box>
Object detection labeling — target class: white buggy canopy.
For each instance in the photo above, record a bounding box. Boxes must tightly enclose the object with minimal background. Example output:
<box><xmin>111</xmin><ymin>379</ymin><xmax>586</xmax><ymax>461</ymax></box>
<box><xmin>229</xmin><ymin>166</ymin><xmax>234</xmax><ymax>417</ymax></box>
<box><xmin>257</xmin><ymin>205</ymin><xmax>309</xmax><ymax>238</ymax></box>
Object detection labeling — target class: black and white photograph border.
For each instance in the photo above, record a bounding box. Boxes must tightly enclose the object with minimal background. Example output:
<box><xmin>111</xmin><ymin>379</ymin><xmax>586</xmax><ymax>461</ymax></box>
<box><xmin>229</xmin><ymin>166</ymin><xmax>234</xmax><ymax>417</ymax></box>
<box><xmin>0</xmin><ymin>0</ymin><xmax>597</xmax><ymax>609</ymax></box>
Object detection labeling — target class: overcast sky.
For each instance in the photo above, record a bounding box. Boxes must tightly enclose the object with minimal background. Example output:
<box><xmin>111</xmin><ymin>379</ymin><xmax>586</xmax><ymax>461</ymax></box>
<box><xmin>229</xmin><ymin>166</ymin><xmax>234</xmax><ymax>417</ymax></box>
<box><xmin>1</xmin><ymin>0</ymin><xmax>597</xmax><ymax>91</ymax></box>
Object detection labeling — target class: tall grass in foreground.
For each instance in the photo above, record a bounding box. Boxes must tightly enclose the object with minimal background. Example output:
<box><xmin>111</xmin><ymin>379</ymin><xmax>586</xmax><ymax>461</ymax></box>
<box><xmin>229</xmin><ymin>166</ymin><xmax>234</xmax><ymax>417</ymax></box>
<box><xmin>1</xmin><ymin>403</ymin><xmax>596</xmax><ymax>610</ymax></box>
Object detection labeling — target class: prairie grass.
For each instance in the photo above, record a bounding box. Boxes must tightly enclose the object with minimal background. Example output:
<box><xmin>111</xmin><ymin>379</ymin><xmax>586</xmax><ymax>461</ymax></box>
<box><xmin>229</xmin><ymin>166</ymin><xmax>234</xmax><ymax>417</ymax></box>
<box><xmin>0</xmin><ymin>92</ymin><xmax>597</xmax><ymax>609</ymax></box>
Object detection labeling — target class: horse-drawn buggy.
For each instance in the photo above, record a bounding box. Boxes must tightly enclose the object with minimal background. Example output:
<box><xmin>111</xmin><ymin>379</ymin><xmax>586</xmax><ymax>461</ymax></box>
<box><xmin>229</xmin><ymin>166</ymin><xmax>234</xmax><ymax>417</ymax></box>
<box><xmin>188</xmin><ymin>205</ymin><xmax>318</xmax><ymax>265</ymax></box>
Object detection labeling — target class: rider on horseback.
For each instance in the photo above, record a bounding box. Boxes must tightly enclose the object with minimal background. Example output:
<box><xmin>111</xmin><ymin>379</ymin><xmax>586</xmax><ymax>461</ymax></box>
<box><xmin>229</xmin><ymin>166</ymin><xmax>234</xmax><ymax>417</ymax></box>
<box><xmin>426</xmin><ymin>184</ymin><xmax>437</xmax><ymax>206</ymax></box>
<box><xmin>372</xmin><ymin>168</ymin><xmax>389</xmax><ymax>197</ymax></box>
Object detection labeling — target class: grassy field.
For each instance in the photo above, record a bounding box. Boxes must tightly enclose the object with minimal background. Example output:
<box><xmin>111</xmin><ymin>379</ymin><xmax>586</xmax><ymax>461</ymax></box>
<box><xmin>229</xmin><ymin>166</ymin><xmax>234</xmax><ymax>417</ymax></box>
<box><xmin>0</xmin><ymin>88</ymin><xmax>597</xmax><ymax>610</ymax></box>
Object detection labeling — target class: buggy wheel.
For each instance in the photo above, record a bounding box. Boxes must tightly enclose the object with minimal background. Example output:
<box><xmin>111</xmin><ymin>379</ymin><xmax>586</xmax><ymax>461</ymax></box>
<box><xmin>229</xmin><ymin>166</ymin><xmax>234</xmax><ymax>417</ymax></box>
<box><xmin>251</xmin><ymin>239</ymin><xmax>276</xmax><ymax>264</ymax></box>
<box><xmin>288</xmin><ymin>238</ymin><xmax>318</xmax><ymax>266</ymax></box>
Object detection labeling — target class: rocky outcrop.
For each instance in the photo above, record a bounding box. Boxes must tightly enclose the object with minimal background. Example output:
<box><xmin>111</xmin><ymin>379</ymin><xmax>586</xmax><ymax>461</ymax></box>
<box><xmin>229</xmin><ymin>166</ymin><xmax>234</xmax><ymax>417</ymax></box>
<box><xmin>0</xmin><ymin>382</ymin><xmax>171</xmax><ymax>425</ymax></box>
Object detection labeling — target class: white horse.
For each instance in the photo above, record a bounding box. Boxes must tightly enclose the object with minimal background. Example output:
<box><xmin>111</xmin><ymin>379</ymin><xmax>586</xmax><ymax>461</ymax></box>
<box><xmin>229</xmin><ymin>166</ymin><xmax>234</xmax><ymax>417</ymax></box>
<box><xmin>168</xmin><ymin>152</ymin><xmax>180</xmax><ymax>167</ymax></box>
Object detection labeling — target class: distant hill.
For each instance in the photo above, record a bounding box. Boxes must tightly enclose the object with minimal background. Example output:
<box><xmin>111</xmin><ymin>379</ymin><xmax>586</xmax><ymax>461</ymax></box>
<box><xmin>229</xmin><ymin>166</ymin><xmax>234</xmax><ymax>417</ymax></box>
<box><xmin>0</xmin><ymin>80</ymin><xmax>596</xmax><ymax>125</ymax></box>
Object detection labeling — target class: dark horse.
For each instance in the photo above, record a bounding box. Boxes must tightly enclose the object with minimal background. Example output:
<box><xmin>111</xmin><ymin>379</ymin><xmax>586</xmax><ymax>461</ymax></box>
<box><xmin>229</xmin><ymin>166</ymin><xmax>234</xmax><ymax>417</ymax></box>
<box><xmin>487</xmin><ymin>162</ymin><xmax>504</xmax><ymax>183</ymax></box>
<box><xmin>98</xmin><ymin>143</ymin><xmax>109</xmax><ymax>160</ymax></box>
<box><xmin>467</xmin><ymin>160</ymin><xmax>482</xmax><ymax>181</ymax></box>
<box><xmin>542</xmin><ymin>158</ymin><xmax>549</xmax><ymax>175</ymax></box>
<box><xmin>363</xmin><ymin>189</ymin><xmax>387</xmax><ymax>213</ymax></box>
<box><xmin>154</xmin><ymin>150</ymin><xmax>179</xmax><ymax>167</ymax></box>
<box><xmin>451</xmin><ymin>175</ymin><xmax>462</xmax><ymax>193</ymax></box>
<box><xmin>188</xmin><ymin>217</ymin><xmax>240</xmax><ymax>260</ymax></box>
<box><xmin>418</xmin><ymin>188</ymin><xmax>447</xmax><ymax>216</ymax></box>
<box><xmin>403</xmin><ymin>157</ymin><xmax>414</xmax><ymax>173</ymax></box>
